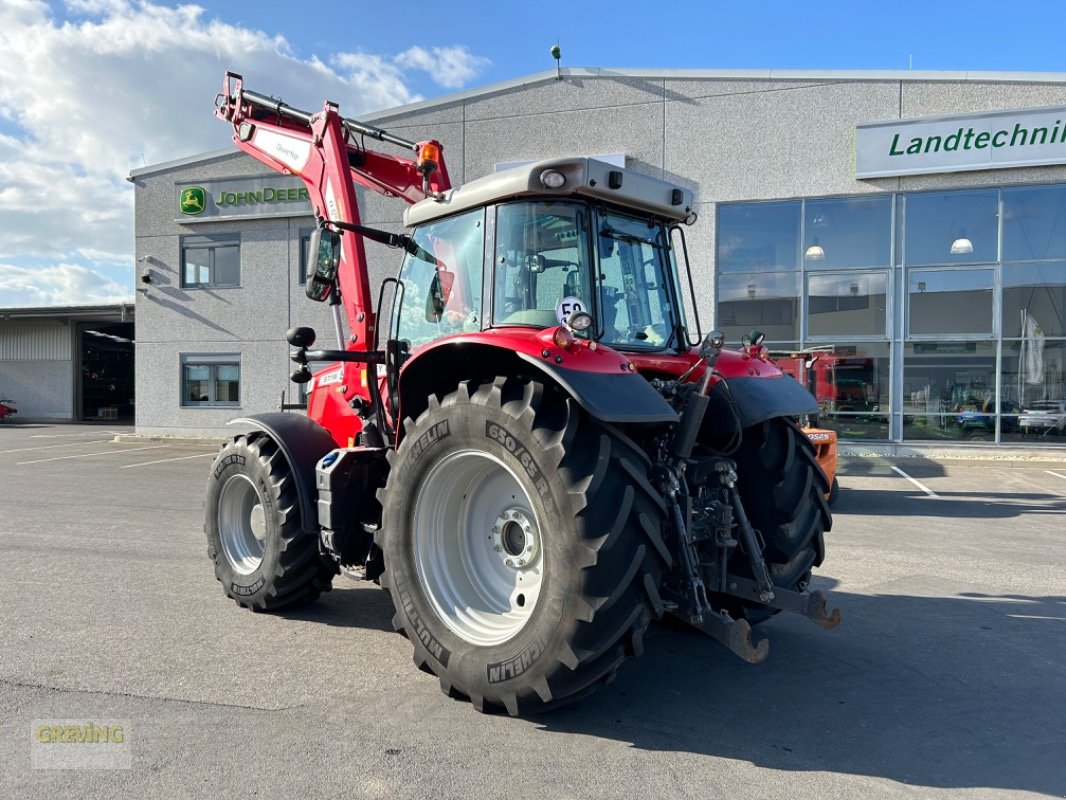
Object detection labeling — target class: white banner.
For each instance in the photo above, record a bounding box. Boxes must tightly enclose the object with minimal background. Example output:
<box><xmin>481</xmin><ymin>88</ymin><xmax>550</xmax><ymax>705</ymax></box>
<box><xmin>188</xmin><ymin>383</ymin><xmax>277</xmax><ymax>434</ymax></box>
<box><xmin>857</xmin><ymin>105</ymin><xmax>1066</xmax><ymax>178</ymax></box>
<box><xmin>1023</xmin><ymin>310</ymin><xmax>1046</xmax><ymax>385</ymax></box>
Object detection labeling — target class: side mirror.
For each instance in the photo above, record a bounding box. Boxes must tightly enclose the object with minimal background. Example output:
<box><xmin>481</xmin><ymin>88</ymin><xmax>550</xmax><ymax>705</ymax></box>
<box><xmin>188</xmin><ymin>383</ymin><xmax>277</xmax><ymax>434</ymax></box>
<box><xmin>425</xmin><ymin>269</ymin><xmax>455</xmax><ymax>322</ymax></box>
<box><xmin>699</xmin><ymin>329</ymin><xmax>725</xmax><ymax>359</ymax></box>
<box><xmin>305</xmin><ymin>227</ymin><xmax>342</xmax><ymax>302</ymax></box>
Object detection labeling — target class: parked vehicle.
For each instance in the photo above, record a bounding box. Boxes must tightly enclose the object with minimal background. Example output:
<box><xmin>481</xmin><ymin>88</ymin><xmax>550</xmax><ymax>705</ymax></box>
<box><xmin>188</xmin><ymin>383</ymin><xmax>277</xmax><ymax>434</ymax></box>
<box><xmin>1019</xmin><ymin>400</ymin><xmax>1066</xmax><ymax>435</ymax></box>
<box><xmin>203</xmin><ymin>73</ymin><xmax>839</xmax><ymax>714</ymax></box>
<box><xmin>956</xmin><ymin>398</ymin><xmax>1021</xmax><ymax>439</ymax></box>
<box><xmin>0</xmin><ymin>398</ymin><xmax>16</xmax><ymax>422</ymax></box>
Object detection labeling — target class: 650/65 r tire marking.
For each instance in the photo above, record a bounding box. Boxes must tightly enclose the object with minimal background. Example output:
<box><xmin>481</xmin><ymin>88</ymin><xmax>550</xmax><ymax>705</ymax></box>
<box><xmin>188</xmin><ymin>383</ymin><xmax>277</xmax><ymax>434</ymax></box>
<box><xmin>485</xmin><ymin>422</ymin><xmax>557</xmax><ymax>515</ymax></box>
<box><xmin>214</xmin><ymin>452</ymin><xmax>245</xmax><ymax>479</ymax></box>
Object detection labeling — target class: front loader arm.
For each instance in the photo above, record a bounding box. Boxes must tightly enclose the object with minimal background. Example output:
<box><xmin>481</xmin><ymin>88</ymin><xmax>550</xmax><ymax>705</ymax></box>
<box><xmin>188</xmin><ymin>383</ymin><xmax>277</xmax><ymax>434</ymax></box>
<box><xmin>214</xmin><ymin>72</ymin><xmax>451</xmax><ymax>347</ymax></box>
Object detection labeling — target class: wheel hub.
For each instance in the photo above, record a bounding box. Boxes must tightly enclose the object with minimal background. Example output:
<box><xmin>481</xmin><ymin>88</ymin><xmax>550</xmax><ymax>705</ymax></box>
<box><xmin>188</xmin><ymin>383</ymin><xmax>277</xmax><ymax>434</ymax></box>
<box><xmin>492</xmin><ymin>508</ymin><xmax>539</xmax><ymax>568</ymax></box>
<box><xmin>217</xmin><ymin>474</ymin><xmax>266</xmax><ymax>575</ymax></box>
<box><xmin>412</xmin><ymin>449</ymin><xmax>545</xmax><ymax>647</ymax></box>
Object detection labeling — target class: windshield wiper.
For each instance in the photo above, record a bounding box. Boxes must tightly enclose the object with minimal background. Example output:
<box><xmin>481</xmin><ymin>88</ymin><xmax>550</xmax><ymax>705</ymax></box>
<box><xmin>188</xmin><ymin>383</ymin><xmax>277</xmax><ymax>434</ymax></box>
<box><xmin>599</xmin><ymin>225</ymin><xmax>663</xmax><ymax>248</ymax></box>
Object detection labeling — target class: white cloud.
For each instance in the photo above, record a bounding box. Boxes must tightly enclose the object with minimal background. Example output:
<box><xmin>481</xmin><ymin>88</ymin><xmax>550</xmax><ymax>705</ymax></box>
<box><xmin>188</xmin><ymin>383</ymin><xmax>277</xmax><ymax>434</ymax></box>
<box><xmin>395</xmin><ymin>45</ymin><xmax>492</xmax><ymax>90</ymax></box>
<box><xmin>0</xmin><ymin>262</ymin><xmax>132</xmax><ymax>307</ymax></box>
<box><xmin>0</xmin><ymin>1</ymin><xmax>489</xmax><ymax>307</ymax></box>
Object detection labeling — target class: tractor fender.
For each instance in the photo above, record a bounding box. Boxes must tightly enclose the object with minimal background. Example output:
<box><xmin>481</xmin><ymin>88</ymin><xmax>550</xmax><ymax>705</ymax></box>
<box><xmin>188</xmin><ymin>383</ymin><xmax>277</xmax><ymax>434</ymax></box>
<box><xmin>514</xmin><ymin>352</ymin><xmax>677</xmax><ymax>424</ymax></box>
<box><xmin>229</xmin><ymin>412</ymin><xmax>337</xmax><ymax>534</ymax></box>
<box><xmin>716</xmin><ymin>374</ymin><xmax>819</xmax><ymax>429</ymax></box>
<box><xmin>396</xmin><ymin>340</ymin><xmax>678</xmax><ymax>430</ymax></box>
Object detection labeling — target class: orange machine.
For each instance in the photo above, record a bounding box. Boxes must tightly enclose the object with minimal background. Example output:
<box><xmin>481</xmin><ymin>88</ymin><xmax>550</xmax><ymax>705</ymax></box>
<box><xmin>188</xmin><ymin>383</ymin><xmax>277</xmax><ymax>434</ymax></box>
<box><xmin>804</xmin><ymin>427</ymin><xmax>839</xmax><ymax>505</ymax></box>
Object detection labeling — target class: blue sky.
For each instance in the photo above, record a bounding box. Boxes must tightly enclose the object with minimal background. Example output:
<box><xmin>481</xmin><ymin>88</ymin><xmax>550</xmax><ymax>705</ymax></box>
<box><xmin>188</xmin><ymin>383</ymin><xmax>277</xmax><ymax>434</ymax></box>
<box><xmin>131</xmin><ymin>0</ymin><xmax>1066</xmax><ymax>92</ymax></box>
<box><xmin>2</xmin><ymin>0</ymin><xmax>1066</xmax><ymax>307</ymax></box>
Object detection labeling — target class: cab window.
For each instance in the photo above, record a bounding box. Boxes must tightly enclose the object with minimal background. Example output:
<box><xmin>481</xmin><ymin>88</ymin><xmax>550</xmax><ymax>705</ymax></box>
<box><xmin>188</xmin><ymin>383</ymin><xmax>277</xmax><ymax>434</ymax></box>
<box><xmin>392</xmin><ymin>209</ymin><xmax>484</xmax><ymax>351</ymax></box>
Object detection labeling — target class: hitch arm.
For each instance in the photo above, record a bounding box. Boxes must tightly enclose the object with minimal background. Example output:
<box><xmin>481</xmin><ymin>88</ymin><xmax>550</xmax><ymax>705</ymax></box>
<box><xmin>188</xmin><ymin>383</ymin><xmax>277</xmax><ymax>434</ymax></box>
<box><xmin>690</xmin><ymin>612</ymin><xmax>769</xmax><ymax>664</ymax></box>
<box><xmin>726</xmin><ymin>578</ymin><xmax>841</xmax><ymax>629</ymax></box>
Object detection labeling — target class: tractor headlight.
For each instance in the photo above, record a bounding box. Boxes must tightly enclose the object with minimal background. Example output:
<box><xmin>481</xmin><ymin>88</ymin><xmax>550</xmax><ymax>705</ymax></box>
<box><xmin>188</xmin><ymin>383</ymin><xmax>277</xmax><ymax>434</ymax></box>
<box><xmin>540</xmin><ymin>169</ymin><xmax>566</xmax><ymax>189</ymax></box>
<box><xmin>565</xmin><ymin>310</ymin><xmax>593</xmax><ymax>333</ymax></box>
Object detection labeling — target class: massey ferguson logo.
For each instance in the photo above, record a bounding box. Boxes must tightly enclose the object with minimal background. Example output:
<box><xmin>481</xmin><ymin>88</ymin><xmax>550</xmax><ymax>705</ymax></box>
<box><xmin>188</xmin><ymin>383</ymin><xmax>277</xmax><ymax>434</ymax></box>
<box><xmin>179</xmin><ymin>186</ymin><xmax>206</xmax><ymax>216</ymax></box>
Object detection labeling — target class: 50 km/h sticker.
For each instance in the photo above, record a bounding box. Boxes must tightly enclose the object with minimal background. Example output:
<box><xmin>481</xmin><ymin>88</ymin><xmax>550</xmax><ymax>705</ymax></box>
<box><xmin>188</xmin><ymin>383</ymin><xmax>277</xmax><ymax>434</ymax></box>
<box><xmin>556</xmin><ymin>296</ymin><xmax>586</xmax><ymax>325</ymax></box>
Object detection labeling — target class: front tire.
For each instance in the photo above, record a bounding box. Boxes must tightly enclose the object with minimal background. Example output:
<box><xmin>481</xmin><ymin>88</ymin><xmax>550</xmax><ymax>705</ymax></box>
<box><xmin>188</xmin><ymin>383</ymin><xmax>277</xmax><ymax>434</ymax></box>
<box><xmin>205</xmin><ymin>433</ymin><xmax>336</xmax><ymax>610</ymax></box>
<box><xmin>378</xmin><ymin>379</ymin><xmax>668</xmax><ymax>715</ymax></box>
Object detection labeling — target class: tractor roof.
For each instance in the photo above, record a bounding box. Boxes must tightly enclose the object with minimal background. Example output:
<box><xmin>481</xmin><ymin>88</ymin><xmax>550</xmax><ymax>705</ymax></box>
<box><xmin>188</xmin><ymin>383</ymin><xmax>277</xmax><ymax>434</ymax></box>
<box><xmin>404</xmin><ymin>157</ymin><xmax>695</xmax><ymax>227</ymax></box>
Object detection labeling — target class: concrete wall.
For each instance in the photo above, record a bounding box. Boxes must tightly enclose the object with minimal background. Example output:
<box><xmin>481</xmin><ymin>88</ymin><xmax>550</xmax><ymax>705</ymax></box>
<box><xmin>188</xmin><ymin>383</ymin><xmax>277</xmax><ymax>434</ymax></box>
<box><xmin>0</xmin><ymin>360</ymin><xmax>74</xmax><ymax>420</ymax></box>
<box><xmin>133</xmin><ymin>71</ymin><xmax>1066</xmax><ymax>436</ymax></box>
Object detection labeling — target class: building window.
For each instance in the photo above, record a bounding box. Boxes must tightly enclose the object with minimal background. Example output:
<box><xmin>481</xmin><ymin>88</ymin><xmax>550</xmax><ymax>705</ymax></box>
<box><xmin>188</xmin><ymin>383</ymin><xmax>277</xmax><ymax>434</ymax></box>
<box><xmin>181</xmin><ymin>234</ymin><xmax>240</xmax><ymax>288</ymax></box>
<box><xmin>717</xmin><ymin>271</ymin><xmax>801</xmax><ymax>343</ymax></box>
<box><xmin>902</xmin><ymin>189</ymin><xmax>998</xmax><ymax>265</ymax></box>
<box><xmin>908</xmin><ymin>268</ymin><xmax>994</xmax><ymax>337</ymax></box>
<box><xmin>803</xmin><ymin>196</ymin><xmax>891</xmax><ymax>270</ymax></box>
<box><xmin>902</xmin><ymin>341</ymin><xmax>997</xmax><ymax>441</ymax></box>
<box><xmin>1002</xmin><ymin>262</ymin><xmax>1066</xmax><ymax>338</ymax></box>
<box><xmin>717</xmin><ymin>201</ymin><xmax>800</xmax><ymax>273</ymax></box>
<box><xmin>718</xmin><ymin>182</ymin><xmax>1066</xmax><ymax>445</ymax></box>
<box><xmin>807</xmin><ymin>271</ymin><xmax>889</xmax><ymax>337</ymax></box>
<box><xmin>1002</xmin><ymin>185</ymin><xmax>1066</xmax><ymax>262</ymax></box>
<box><xmin>298</xmin><ymin>227</ymin><xmax>313</xmax><ymax>283</ymax></box>
<box><xmin>181</xmin><ymin>354</ymin><xmax>240</xmax><ymax>406</ymax></box>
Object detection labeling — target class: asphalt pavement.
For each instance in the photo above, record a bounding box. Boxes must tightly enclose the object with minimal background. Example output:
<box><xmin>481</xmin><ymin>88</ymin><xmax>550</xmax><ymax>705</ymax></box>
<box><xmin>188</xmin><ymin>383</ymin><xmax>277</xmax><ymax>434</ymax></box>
<box><xmin>1</xmin><ymin>422</ymin><xmax>1064</xmax><ymax>799</ymax></box>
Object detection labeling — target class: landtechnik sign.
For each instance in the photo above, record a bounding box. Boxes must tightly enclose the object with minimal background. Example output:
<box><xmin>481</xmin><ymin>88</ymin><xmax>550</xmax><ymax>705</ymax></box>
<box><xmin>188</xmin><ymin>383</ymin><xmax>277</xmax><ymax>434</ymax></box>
<box><xmin>175</xmin><ymin>176</ymin><xmax>312</xmax><ymax>221</ymax></box>
<box><xmin>857</xmin><ymin>105</ymin><xmax>1066</xmax><ymax>178</ymax></box>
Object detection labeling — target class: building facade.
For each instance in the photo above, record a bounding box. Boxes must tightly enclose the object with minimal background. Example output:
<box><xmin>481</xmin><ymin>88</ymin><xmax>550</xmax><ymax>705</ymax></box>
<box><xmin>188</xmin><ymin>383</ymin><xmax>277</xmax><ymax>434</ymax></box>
<box><xmin>131</xmin><ymin>68</ymin><xmax>1066</xmax><ymax>445</ymax></box>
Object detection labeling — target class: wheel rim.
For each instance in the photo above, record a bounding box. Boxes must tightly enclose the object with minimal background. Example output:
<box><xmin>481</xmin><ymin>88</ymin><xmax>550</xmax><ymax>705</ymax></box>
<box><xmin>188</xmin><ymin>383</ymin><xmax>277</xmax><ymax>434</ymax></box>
<box><xmin>218</xmin><ymin>474</ymin><xmax>266</xmax><ymax>575</ymax></box>
<box><xmin>413</xmin><ymin>450</ymin><xmax>544</xmax><ymax>646</ymax></box>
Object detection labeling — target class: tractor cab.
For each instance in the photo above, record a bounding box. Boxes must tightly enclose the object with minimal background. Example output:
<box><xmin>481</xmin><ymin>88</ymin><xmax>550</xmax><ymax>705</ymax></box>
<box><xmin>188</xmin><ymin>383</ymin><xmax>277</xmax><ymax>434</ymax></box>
<box><xmin>391</xmin><ymin>158</ymin><xmax>697</xmax><ymax>356</ymax></box>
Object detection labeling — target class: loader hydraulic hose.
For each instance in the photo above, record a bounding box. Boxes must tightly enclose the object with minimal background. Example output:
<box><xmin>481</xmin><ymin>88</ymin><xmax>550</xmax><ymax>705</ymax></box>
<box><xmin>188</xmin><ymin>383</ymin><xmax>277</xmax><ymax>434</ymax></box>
<box><xmin>237</xmin><ymin>88</ymin><xmax>418</xmax><ymax>151</ymax></box>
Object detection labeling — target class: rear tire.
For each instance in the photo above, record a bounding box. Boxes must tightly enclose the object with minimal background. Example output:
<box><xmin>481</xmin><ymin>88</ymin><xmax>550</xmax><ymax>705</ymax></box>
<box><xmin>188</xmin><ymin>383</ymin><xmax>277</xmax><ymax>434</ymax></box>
<box><xmin>377</xmin><ymin>379</ymin><xmax>668</xmax><ymax>715</ymax></box>
<box><xmin>726</xmin><ymin>417</ymin><xmax>832</xmax><ymax>624</ymax></box>
<box><xmin>828</xmin><ymin>476</ymin><xmax>840</xmax><ymax>506</ymax></box>
<box><xmin>205</xmin><ymin>433</ymin><xmax>337</xmax><ymax>610</ymax></box>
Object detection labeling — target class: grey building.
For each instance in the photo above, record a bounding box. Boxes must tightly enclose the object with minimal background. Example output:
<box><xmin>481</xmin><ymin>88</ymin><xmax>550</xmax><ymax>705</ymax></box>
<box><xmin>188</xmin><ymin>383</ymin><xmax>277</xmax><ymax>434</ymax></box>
<box><xmin>130</xmin><ymin>68</ymin><xmax>1066</xmax><ymax>445</ymax></box>
<box><xmin>0</xmin><ymin>304</ymin><xmax>135</xmax><ymax>422</ymax></box>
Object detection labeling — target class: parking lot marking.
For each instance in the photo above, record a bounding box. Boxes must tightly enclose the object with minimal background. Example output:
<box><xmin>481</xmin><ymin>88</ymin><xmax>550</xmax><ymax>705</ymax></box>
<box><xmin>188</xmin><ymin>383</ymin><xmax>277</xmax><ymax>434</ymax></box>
<box><xmin>1045</xmin><ymin>470</ymin><xmax>1066</xmax><ymax>481</ymax></box>
<box><xmin>120</xmin><ymin>452</ymin><xmax>216</xmax><ymax>469</ymax></box>
<box><xmin>0</xmin><ymin>439</ymin><xmax>111</xmax><ymax>455</ymax></box>
<box><xmin>890</xmin><ymin>465</ymin><xmax>939</xmax><ymax>498</ymax></box>
<box><xmin>27</xmin><ymin>431</ymin><xmax>122</xmax><ymax>439</ymax></box>
<box><xmin>16</xmin><ymin>445</ymin><xmax>169</xmax><ymax>466</ymax></box>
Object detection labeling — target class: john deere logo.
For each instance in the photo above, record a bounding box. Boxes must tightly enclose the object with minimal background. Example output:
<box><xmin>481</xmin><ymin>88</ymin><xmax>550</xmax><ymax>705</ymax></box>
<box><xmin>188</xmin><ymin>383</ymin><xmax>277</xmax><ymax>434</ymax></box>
<box><xmin>179</xmin><ymin>187</ymin><xmax>206</xmax><ymax>216</ymax></box>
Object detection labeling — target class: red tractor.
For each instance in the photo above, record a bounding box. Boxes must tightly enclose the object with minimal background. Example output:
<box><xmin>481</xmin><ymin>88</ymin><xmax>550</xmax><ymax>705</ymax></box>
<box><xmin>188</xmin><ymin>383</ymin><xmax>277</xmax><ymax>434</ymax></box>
<box><xmin>205</xmin><ymin>73</ymin><xmax>838</xmax><ymax>714</ymax></box>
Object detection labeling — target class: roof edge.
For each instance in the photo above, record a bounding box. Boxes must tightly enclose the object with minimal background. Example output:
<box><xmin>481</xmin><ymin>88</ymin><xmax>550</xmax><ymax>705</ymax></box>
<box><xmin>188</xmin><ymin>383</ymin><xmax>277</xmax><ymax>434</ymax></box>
<box><xmin>0</xmin><ymin>302</ymin><xmax>134</xmax><ymax>318</ymax></box>
<box><xmin>128</xmin><ymin>147</ymin><xmax>241</xmax><ymax>181</ymax></box>
<box><xmin>363</xmin><ymin>66</ymin><xmax>1066</xmax><ymax>123</ymax></box>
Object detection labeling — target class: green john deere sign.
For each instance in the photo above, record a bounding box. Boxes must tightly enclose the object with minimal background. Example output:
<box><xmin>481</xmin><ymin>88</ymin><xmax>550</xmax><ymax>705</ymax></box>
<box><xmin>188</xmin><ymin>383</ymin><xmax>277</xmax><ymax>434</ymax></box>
<box><xmin>175</xmin><ymin>177</ymin><xmax>312</xmax><ymax>222</ymax></box>
<box><xmin>179</xmin><ymin>186</ymin><xmax>206</xmax><ymax>216</ymax></box>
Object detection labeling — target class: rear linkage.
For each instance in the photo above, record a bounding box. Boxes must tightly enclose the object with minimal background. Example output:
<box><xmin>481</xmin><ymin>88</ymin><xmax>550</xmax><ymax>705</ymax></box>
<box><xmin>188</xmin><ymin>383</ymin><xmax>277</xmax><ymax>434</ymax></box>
<box><xmin>649</xmin><ymin>332</ymin><xmax>840</xmax><ymax>663</ymax></box>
